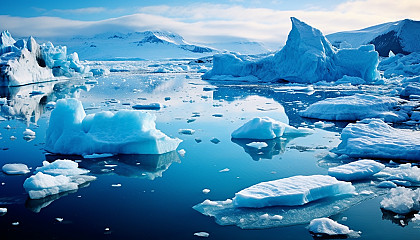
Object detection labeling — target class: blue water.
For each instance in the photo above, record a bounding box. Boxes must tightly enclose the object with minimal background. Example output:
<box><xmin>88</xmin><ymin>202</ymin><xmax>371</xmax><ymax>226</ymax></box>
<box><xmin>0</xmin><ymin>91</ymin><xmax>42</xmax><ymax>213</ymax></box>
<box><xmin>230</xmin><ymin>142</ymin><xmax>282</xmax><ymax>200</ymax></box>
<box><xmin>0</xmin><ymin>67</ymin><xmax>419</xmax><ymax>239</ymax></box>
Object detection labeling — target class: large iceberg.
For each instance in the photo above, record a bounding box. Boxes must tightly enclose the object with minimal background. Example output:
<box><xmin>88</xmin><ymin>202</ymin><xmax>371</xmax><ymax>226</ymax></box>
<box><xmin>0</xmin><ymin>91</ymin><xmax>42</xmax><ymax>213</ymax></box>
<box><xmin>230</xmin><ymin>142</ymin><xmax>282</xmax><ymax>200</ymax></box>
<box><xmin>334</xmin><ymin>118</ymin><xmax>420</xmax><ymax>161</ymax></box>
<box><xmin>203</xmin><ymin>17</ymin><xmax>379</xmax><ymax>84</ymax></box>
<box><xmin>45</xmin><ymin>98</ymin><xmax>182</xmax><ymax>155</ymax></box>
<box><xmin>231</xmin><ymin>117</ymin><xmax>313</xmax><ymax>140</ymax></box>
<box><xmin>0</xmin><ymin>31</ymin><xmax>91</xmax><ymax>86</ymax></box>
<box><xmin>232</xmin><ymin>175</ymin><xmax>355</xmax><ymax>208</ymax></box>
<box><xmin>300</xmin><ymin>94</ymin><xmax>409</xmax><ymax>122</ymax></box>
<box><xmin>328</xmin><ymin>160</ymin><xmax>385</xmax><ymax>181</ymax></box>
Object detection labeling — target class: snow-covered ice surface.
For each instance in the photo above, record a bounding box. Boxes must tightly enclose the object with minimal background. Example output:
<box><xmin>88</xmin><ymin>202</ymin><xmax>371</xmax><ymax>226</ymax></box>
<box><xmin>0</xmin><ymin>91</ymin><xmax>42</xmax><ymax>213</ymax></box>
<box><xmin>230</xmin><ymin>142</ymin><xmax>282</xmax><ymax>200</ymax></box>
<box><xmin>334</xmin><ymin>118</ymin><xmax>420</xmax><ymax>161</ymax></box>
<box><xmin>232</xmin><ymin>175</ymin><xmax>355</xmax><ymax>208</ymax></box>
<box><xmin>203</xmin><ymin>17</ymin><xmax>379</xmax><ymax>84</ymax></box>
<box><xmin>328</xmin><ymin>160</ymin><xmax>385</xmax><ymax>181</ymax></box>
<box><xmin>380</xmin><ymin>187</ymin><xmax>420</xmax><ymax>214</ymax></box>
<box><xmin>2</xmin><ymin>163</ymin><xmax>30</xmax><ymax>175</ymax></box>
<box><xmin>308</xmin><ymin>217</ymin><xmax>360</xmax><ymax>238</ymax></box>
<box><xmin>374</xmin><ymin>163</ymin><xmax>420</xmax><ymax>186</ymax></box>
<box><xmin>45</xmin><ymin>98</ymin><xmax>181</xmax><ymax>155</ymax></box>
<box><xmin>300</xmin><ymin>94</ymin><xmax>410</xmax><ymax>122</ymax></box>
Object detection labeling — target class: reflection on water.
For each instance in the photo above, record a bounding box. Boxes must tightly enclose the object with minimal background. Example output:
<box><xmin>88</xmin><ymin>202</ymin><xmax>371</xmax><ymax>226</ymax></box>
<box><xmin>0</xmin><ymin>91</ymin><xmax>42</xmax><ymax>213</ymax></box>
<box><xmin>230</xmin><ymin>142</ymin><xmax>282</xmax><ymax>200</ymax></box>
<box><xmin>231</xmin><ymin>137</ymin><xmax>291</xmax><ymax>161</ymax></box>
<box><xmin>46</xmin><ymin>151</ymin><xmax>180</xmax><ymax>180</ymax></box>
<box><xmin>381</xmin><ymin>209</ymin><xmax>418</xmax><ymax>227</ymax></box>
<box><xmin>0</xmin><ymin>80</ymin><xmax>95</xmax><ymax>124</ymax></box>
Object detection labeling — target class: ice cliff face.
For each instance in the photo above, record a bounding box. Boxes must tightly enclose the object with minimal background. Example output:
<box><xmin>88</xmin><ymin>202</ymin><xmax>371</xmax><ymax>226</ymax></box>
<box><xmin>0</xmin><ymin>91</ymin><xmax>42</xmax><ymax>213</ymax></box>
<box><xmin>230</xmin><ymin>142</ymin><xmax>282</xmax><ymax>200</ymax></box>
<box><xmin>0</xmin><ymin>31</ymin><xmax>91</xmax><ymax>86</ymax></box>
<box><xmin>203</xmin><ymin>17</ymin><xmax>379</xmax><ymax>84</ymax></box>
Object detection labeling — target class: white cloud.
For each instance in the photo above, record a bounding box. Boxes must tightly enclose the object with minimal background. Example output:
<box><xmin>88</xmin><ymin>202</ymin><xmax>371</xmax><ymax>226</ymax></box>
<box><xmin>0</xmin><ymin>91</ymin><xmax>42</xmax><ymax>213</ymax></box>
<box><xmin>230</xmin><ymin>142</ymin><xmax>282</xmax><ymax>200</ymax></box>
<box><xmin>0</xmin><ymin>0</ymin><xmax>419</xmax><ymax>46</ymax></box>
<box><xmin>51</xmin><ymin>7</ymin><xmax>107</xmax><ymax>14</ymax></box>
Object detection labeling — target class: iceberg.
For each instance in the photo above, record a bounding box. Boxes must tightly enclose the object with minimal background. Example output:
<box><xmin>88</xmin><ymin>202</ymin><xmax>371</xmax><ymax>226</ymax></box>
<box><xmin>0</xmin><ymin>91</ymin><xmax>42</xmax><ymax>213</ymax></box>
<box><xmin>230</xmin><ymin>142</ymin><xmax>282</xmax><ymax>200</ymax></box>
<box><xmin>233</xmin><ymin>175</ymin><xmax>355</xmax><ymax>208</ymax></box>
<box><xmin>300</xmin><ymin>94</ymin><xmax>409</xmax><ymax>122</ymax></box>
<box><xmin>45</xmin><ymin>98</ymin><xmax>181</xmax><ymax>155</ymax></box>
<box><xmin>231</xmin><ymin>117</ymin><xmax>312</xmax><ymax>140</ymax></box>
<box><xmin>334</xmin><ymin>119</ymin><xmax>420</xmax><ymax>161</ymax></box>
<box><xmin>328</xmin><ymin>160</ymin><xmax>385</xmax><ymax>181</ymax></box>
<box><xmin>380</xmin><ymin>187</ymin><xmax>420</xmax><ymax>214</ymax></box>
<box><xmin>0</xmin><ymin>31</ymin><xmax>91</xmax><ymax>86</ymax></box>
<box><xmin>308</xmin><ymin>218</ymin><xmax>360</xmax><ymax>238</ymax></box>
<box><xmin>203</xmin><ymin>17</ymin><xmax>379</xmax><ymax>84</ymax></box>
<box><xmin>2</xmin><ymin>163</ymin><xmax>30</xmax><ymax>175</ymax></box>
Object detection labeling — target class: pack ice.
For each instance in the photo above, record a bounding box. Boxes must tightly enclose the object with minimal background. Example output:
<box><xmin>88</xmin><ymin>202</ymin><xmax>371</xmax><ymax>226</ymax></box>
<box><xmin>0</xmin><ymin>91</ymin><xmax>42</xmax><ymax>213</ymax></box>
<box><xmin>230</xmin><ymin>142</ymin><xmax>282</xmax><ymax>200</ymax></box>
<box><xmin>300</xmin><ymin>94</ymin><xmax>409</xmax><ymax>122</ymax></box>
<box><xmin>203</xmin><ymin>17</ymin><xmax>379</xmax><ymax>84</ymax></box>
<box><xmin>0</xmin><ymin>31</ymin><xmax>91</xmax><ymax>86</ymax></box>
<box><xmin>45</xmin><ymin>98</ymin><xmax>181</xmax><ymax>155</ymax></box>
<box><xmin>334</xmin><ymin>118</ymin><xmax>420</xmax><ymax>161</ymax></box>
<box><xmin>23</xmin><ymin>160</ymin><xmax>96</xmax><ymax>199</ymax></box>
<box><xmin>328</xmin><ymin>160</ymin><xmax>385</xmax><ymax>181</ymax></box>
<box><xmin>231</xmin><ymin>117</ymin><xmax>312</xmax><ymax>140</ymax></box>
<box><xmin>232</xmin><ymin>175</ymin><xmax>355</xmax><ymax>208</ymax></box>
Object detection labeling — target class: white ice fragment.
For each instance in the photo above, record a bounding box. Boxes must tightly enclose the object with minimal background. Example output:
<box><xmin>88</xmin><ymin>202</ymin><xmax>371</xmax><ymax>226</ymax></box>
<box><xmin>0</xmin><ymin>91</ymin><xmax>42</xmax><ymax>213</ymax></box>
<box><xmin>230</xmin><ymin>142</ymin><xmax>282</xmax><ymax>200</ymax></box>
<box><xmin>55</xmin><ymin>218</ymin><xmax>64</xmax><ymax>222</ymax></box>
<box><xmin>178</xmin><ymin>149</ymin><xmax>186</xmax><ymax>157</ymax></box>
<box><xmin>23</xmin><ymin>129</ymin><xmax>36</xmax><ymax>139</ymax></box>
<box><xmin>46</xmin><ymin>98</ymin><xmax>181</xmax><ymax>155</ymax></box>
<box><xmin>308</xmin><ymin>218</ymin><xmax>360</xmax><ymax>237</ymax></box>
<box><xmin>374</xmin><ymin>163</ymin><xmax>420</xmax><ymax>184</ymax></box>
<box><xmin>111</xmin><ymin>184</ymin><xmax>122</xmax><ymax>187</ymax></box>
<box><xmin>194</xmin><ymin>232</ymin><xmax>209</xmax><ymax>238</ymax></box>
<box><xmin>232</xmin><ymin>117</ymin><xmax>312</xmax><ymax>140</ymax></box>
<box><xmin>328</xmin><ymin>160</ymin><xmax>385</xmax><ymax>181</ymax></box>
<box><xmin>202</xmin><ymin>189</ymin><xmax>211</xmax><ymax>194</ymax></box>
<box><xmin>2</xmin><ymin>163</ymin><xmax>30</xmax><ymax>175</ymax></box>
<box><xmin>179</xmin><ymin>129</ymin><xmax>195</xmax><ymax>135</ymax></box>
<box><xmin>233</xmin><ymin>175</ymin><xmax>355</xmax><ymax>208</ymax></box>
<box><xmin>12</xmin><ymin>222</ymin><xmax>19</xmax><ymax>226</ymax></box>
<box><xmin>380</xmin><ymin>187</ymin><xmax>420</xmax><ymax>214</ymax></box>
<box><xmin>219</xmin><ymin>168</ymin><xmax>230</xmax><ymax>173</ymax></box>
<box><xmin>334</xmin><ymin>119</ymin><xmax>420</xmax><ymax>161</ymax></box>
<box><xmin>246</xmin><ymin>142</ymin><xmax>268</xmax><ymax>149</ymax></box>
<box><xmin>260</xmin><ymin>213</ymin><xmax>283</xmax><ymax>221</ymax></box>
<box><xmin>35</xmin><ymin>160</ymin><xmax>89</xmax><ymax>176</ymax></box>
<box><xmin>300</xmin><ymin>95</ymin><xmax>408</xmax><ymax>122</ymax></box>
<box><xmin>0</xmin><ymin>208</ymin><xmax>7</xmax><ymax>215</ymax></box>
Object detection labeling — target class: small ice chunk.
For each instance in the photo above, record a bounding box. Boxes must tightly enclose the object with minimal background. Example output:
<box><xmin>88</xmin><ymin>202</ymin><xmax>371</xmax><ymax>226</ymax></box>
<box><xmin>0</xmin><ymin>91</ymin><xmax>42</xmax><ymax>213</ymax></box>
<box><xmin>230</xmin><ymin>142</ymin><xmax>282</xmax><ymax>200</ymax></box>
<box><xmin>179</xmin><ymin>129</ymin><xmax>195</xmax><ymax>135</ymax></box>
<box><xmin>246</xmin><ymin>142</ymin><xmax>268</xmax><ymax>149</ymax></box>
<box><xmin>23</xmin><ymin>129</ymin><xmax>36</xmax><ymax>139</ymax></box>
<box><xmin>12</xmin><ymin>222</ymin><xmax>19</xmax><ymax>226</ymax></box>
<box><xmin>194</xmin><ymin>232</ymin><xmax>209</xmax><ymax>238</ymax></box>
<box><xmin>132</xmin><ymin>103</ymin><xmax>162</xmax><ymax>110</ymax></box>
<box><xmin>233</xmin><ymin>175</ymin><xmax>355</xmax><ymax>208</ymax></box>
<box><xmin>35</xmin><ymin>160</ymin><xmax>89</xmax><ymax>176</ymax></box>
<box><xmin>55</xmin><ymin>218</ymin><xmax>64</xmax><ymax>222</ymax></box>
<box><xmin>111</xmin><ymin>184</ymin><xmax>122</xmax><ymax>187</ymax></box>
<box><xmin>0</xmin><ymin>208</ymin><xmax>7</xmax><ymax>215</ymax></box>
<box><xmin>23</xmin><ymin>172</ymin><xmax>78</xmax><ymax>199</ymax></box>
<box><xmin>178</xmin><ymin>149</ymin><xmax>186</xmax><ymax>157</ymax></box>
<box><xmin>376</xmin><ymin>181</ymin><xmax>397</xmax><ymax>188</ymax></box>
<box><xmin>308</xmin><ymin>218</ymin><xmax>360</xmax><ymax>237</ymax></box>
<box><xmin>374</xmin><ymin>163</ymin><xmax>420</xmax><ymax>184</ymax></box>
<box><xmin>2</xmin><ymin>163</ymin><xmax>30</xmax><ymax>175</ymax></box>
<box><xmin>219</xmin><ymin>168</ymin><xmax>230</xmax><ymax>173</ymax></box>
<box><xmin>46</xmin><ymin>101</ymin><xmax>56</xmax><ymax>109</ymax></box>
<box><xmin>328</xmin><ymin>160</ymin><xmax>385</xmax><ymax>181</ymax></box>
<box><xmin>202</xmin><ymin>189</ymin><xmax>211</xmax><ymax>194</ymax></box>
<box><xmin>380</xmin><ymin>187</ymin><xmax>420</xmax><ymax>214</ymax></box>
<box><xmin>232</xmin><ymin>117</ymin><xmax>312</xmax><ymax>140</ymax></box>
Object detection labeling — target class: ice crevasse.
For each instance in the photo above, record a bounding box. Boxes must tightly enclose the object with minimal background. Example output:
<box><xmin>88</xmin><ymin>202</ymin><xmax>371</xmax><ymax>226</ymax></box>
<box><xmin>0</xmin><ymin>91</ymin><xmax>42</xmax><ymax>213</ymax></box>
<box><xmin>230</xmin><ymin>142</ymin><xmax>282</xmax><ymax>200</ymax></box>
<box><xmin>45</xmin><ymin>98</ymin><xmax>182</xmax><ymax>156</ymax></box>
<box><xmin>203</xmin><ymin>17</ymin><xmax>379</xmax><ymax>84</ymax></box>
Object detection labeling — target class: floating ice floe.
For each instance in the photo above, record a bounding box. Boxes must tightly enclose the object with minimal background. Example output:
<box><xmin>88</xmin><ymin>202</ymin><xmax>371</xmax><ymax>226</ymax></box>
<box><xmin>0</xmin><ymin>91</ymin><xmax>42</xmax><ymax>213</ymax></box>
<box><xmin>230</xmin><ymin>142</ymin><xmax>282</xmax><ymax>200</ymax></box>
<box><xmin>379</xmin><ymin>52</ymin><xmax>420</xmax><ymax>78</ymax></box>
<box><xmin>232</xmin><ymin>175</ymin><xmax>355</xmax><ymax>208</ymax></box>
<box><xmin>203</xmin><ymin>17</ymin><xmax>379</xmax><ymax>84</ymax></box>
<box><xmin>231</xmin><ymin>117</ymin><xmax>313</xmax><ymax>140</ymax></box>
<box><xmin>0</xmin><ymin>31</ymin><xmax>91</xmax><ymax>86</ymax></box>
<box><xmin>179</xmin><ymin>129</ymin><xmax>195</xmax><ymax>135</ymax></box>
<box><xmin>246</xmin><ymin>142</ymin><xmax>268</xmax><ymax>149</ymax></box>
<box><xmin>334</xmin><ymin>119</ymin><xmax>420</xmax><ymax>161</ymax></box>
<box><xmin>23</xmin><ymin>160</ymin><xmax>96</xmax><ymax>200</ymax></box>
<box><xmin>380</xmin><ymin>187</ymin><xmax>420</xmax><ymax>214</ymax></box>
<box><xmin>193</xmin><ymin>181</ymin><xmax>382</xmax><ymax>229</ymax></box>
<box><xmin>300</xmin><ymin>94</ymin><xmax>410</xmax><ymax>122</ymax></box>
<box><xmin>328</xmin><ymin>160</ymin><xmax>385</xmax><ymax>181</ymax></box>
<box><xmin>2</xmin><ymin>163</ymin><xmax>30</xmax><ymax>175</ymax></box>
<box><xmin>193</xmin><ymin>232</ymin><xmax>209</xmax><ymax>238</ymax></box>
<box><xmin>23</xmin><ymin>128</ymin><xmax>36</xmax><ymax>140</ymax></box>
<box><xmin>0</xmin><ymin>208</ymin><xmax>7</xmax><ymax>216</ymax></box>
<box><xmin>374</xmin><ymin>163</ymin><xmax>420</xmax><ymax>186</ymax></box>
<box><xmin>308</xmin><ymin>218</ymin><xmax>360</xmax><ymax>238</ymax></box>
<box><xmin>45</xmin><ymin>98</ymin><xmax>181</xmax><ymax>155</ymax></box>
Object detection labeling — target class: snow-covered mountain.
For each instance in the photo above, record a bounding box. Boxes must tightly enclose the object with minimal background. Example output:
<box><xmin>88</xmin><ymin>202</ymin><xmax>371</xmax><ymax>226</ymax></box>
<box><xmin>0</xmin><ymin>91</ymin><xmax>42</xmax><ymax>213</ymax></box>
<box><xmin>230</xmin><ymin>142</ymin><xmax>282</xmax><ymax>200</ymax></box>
<box><xmin>327</xmin><ymin>19</ymin><xmax>420</xmax><ymax>57</ymax></box>
<box><xmin>206</xmin><ymin>41</ymin><xmax>271</xmax><ymax>55</ymax></box>
<box><xmin>51</xmin><ymin>31</ymin><xmax>217</xmax><ymax>60</ymax></box>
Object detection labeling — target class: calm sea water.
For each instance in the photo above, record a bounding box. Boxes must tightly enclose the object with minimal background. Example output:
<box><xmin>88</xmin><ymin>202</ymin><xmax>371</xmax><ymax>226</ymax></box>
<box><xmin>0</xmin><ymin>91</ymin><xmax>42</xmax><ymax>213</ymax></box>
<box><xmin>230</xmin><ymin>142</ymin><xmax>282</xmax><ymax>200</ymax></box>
<box><xmin>0</xmin><ymin>63</ymin><xmax>419</xmax><ymax>239</ymax></box>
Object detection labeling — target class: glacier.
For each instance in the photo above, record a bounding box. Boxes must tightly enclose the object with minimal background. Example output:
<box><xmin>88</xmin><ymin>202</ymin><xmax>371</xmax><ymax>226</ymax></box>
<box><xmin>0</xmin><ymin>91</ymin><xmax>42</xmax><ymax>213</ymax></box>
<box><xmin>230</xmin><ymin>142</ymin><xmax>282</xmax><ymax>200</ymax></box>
<box><xmin>334</xmin><ymin>119</ymin><xmax>420</xmax><ymax>161</ymax></box>
<box><xmin>300</xmin><ymin>94</ymin><xmax>410</xmax><ymax>122</ymax></box>
<box><xmin>45</xmin><ymin>98</ymin><xmax>182</xmax><ymax>155</ymax></box>
<box><xmin>0</xmin><ymin>30</ymin><xmax>91</xmax><ymax>86</ymax></box>
<box><xmin>203</xmin><ymin>17</ymin><xmax>379</xmax><ymax>84</ymax></box>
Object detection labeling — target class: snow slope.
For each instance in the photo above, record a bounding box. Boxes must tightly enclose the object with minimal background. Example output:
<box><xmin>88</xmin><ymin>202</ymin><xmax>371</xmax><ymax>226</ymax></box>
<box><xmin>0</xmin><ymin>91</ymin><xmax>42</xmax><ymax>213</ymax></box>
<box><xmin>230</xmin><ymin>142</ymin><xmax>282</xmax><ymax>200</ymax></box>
<box><xmin>53</xmin><ymin>31</ymin><xmax>216</xmax><ymax>60</ymax></box>
<box><xmin>327</xmin><ymin>19</ymin><xmax>420</xmax><ymax>56</ymax></box>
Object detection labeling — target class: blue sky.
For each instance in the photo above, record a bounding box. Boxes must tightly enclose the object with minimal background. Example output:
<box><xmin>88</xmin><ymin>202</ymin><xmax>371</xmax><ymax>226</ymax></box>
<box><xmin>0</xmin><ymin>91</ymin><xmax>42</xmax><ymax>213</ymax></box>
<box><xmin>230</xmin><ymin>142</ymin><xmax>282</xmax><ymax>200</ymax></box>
<box><xmin>1</xmin><ymin>0</ymin><xmax>419</xmax><ymax>45</ymax></box>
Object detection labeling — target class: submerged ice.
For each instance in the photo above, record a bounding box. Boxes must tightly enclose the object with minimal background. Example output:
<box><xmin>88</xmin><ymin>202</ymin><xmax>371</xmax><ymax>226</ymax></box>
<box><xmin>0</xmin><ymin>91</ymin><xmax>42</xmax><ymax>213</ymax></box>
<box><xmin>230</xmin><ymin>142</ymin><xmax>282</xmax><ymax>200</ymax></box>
<box><xmin>45</xmin><ymin>98</ymin><xmax>181</xmax><ymax>155</ymax></box>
